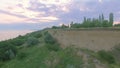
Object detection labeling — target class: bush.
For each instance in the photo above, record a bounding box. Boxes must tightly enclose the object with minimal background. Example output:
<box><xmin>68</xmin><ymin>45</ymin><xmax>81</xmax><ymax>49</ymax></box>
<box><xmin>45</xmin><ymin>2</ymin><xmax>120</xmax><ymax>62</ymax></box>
<box><xmin>6</xmin><ymin>35</ymin><xmax>29</xmax><ymax>46</ymax></box>
<box><xmin>111</xmin><ymin>44</ymin><xmax>120</xmax><ymax>62</ymax></box>
<box><xmin>44</xmin><ymin>31</ymin><xmax>49</xmax><ymax>35</ymax></box>
<box><xmin>17</xmin><ymin>52</ymin><xmax>26</xmax><ymax>60</ymax></box>
<box><xmin>0</xmin><ymin>62</ymin><xmax>3</xmax><ymax>67</ymax></box>
<box><xmin>0</xmin><ymin>42</ymin><xmax>17</xmax><ymax>61</ymax></box>
<box><xmin>56</xmin><ymin>46</ymin><xmax>84</xmax><ymax>68</ymax></box>
<box><xmin>9</xmin><ymin>39</ymin><xmax>25</xmax><ymax>46</ymax></box>
<box><xmin>44</xmin><ymin>32</ymin><xmax>56</xmax><ymax>44</ymax></box>
<box><xmin>44</xmin><ymin>31</ymin><xmax>61</xmax><ymax>51</ymax></box>
<box><xmin>46</xmin><ymin>43</ymin><xmax>60</xmax><ymax>51</ymax></box>
<box><xmin>34</xmin><ymin>33</ymin><xmax>42</xmax><ymax>38</ymax></box>
<box><xmin>97</xmin><ymin>50</ymin><xmax>115</xmax><ymax>64</ymax></box>
<box><xmin>26</xmin><ymin>37</ymin><xmax>39</xmax><ymax>47</ymax></box>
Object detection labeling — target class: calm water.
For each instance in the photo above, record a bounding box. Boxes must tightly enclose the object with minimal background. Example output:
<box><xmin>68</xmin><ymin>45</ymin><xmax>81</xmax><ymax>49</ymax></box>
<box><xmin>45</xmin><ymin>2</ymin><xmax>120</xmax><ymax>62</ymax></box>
<box><xmin>0</xmin><ymin>30</ymin><xmax>34</xmax><ymax>41</ymax></box>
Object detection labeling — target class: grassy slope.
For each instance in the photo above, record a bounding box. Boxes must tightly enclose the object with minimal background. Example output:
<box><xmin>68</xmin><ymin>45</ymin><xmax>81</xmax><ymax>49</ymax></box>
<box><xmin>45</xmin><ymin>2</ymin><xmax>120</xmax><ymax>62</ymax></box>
<box><xmin>1</xmin><ymin>46</ymin><xmax>50</xmax><ymax>68</ymax></box>
<box><xmin>0</xmin><ymin>29</ymin><xmax>120</xmax><ymax>68</ymax></box>
<box><xmin>0</xmin><ymin>30</ymin><xmax>50</xmax><ymax>68</ymax></box>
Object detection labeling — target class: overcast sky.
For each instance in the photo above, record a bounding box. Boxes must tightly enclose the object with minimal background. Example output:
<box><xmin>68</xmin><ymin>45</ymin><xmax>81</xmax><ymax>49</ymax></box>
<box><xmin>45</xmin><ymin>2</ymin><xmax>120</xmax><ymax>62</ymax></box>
<box><xmin>0</xmin><ymin>0</ymin><xmax>120</xmax><ymax>30</ymax></box>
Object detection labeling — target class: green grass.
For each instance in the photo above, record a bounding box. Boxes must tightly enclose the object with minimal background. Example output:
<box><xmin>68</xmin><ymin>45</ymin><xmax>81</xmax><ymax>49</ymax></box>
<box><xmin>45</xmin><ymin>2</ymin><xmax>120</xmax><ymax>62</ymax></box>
<box><xmin>1</xmin><ymin>45</ymin><xmax>84</xmax><ymax>68</ymax></box>
<box><xmin>1</xmin><ymin>45</ymin><xmax>50</xmax><ymax>68</ymax></box>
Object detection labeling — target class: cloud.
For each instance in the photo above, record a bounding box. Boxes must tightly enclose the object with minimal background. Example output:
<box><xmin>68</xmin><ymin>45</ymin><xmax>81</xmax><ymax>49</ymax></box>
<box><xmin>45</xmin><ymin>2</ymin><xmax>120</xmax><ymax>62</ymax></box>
<box><xmin>0</xmin><ymin>0</ymin><xmax>120</xmax><ymax>30</ymax></box>
<box><xmin>0</xmin><ymin>10</ymin><xmax>26</xmax><ymax>18</ymax></box>
<box><xmin>0</xmin><ymin>0</ymin><xmax>60</xmax><ymax>24</ymax></box>
<box><xmin>0</xmin><ymin>13</ymin><xmax>27</xmax><ymax>24</ymax></box>
<box><xmin>0</xmin><ymin>0</ymin><xmax>71</xmax><ymax>24</ymax></box>
<box><xmin>79</xmin><ymin>6</ymin><xmax>92</xmax><ymax>12</ymax></box>
<box><xmin>98</xmin><ymin>0</ymin><xmax>103</xmax><ymax>3</ymax></box>
<box><xmin>37</xmin><ymin>0</ymin><xmax>71</xmax><ymax>5</ymax></box>
<box><xmin>27</xmin><ymin>16</ymin><xmax>59</xmax><ymax>23</ymax></box>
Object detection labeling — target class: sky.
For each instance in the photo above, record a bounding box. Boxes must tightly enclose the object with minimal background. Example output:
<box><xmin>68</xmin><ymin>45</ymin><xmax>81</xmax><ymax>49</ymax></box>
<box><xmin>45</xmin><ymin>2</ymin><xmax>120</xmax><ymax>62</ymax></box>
<box><xmin>0</xmin><ymin>0</ymin><xmax>120</xmax><ymax>30</ymax></box>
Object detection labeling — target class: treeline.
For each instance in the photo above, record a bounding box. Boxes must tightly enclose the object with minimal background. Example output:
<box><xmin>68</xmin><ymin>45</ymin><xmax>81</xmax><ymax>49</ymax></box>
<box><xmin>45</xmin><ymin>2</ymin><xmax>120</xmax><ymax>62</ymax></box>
<box><xmin>52</xmin><ymin>13</ymin><xmax>114</xmax><ymax>29</ymax></box>
<box><xmin>114</xmin><ymin>24</ymin><xmax>120</xmax><ymax>27</ymax></box>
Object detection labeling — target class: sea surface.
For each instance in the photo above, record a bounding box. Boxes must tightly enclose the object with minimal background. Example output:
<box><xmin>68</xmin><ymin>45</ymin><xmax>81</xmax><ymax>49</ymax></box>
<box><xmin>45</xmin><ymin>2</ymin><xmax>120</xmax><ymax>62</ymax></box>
<box><xmin>0</xmin><ymin>30</ymin><xmax>34</xmax><ymax>41</ymax></box>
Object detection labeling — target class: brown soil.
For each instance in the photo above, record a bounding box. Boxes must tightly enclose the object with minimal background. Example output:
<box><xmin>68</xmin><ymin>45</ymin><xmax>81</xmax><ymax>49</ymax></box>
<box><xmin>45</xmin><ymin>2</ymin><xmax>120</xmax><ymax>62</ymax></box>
<box><xmin>48</xmin><ymin>29</ymin><xmax>120</xmax><ymax>51</ymax></box>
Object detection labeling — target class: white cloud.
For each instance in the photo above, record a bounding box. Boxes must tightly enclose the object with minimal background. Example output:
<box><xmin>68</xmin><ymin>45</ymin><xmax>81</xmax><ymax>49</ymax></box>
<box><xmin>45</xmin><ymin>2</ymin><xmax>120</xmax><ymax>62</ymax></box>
<box><xmin>98</xmin><ymin>0</ymin><xmax>103</xmax><ymax>3</ymax></box>
<box><xmin>1</xmin><ymin>5</ymin><xmax>45</xmax><ymax>19</ymax></box>
<box><xmin>79</xmin><ymin>6</ymin><xmax>93</xmax><ymax>12</ymax></box>
<box><xmin>80</xmin><ymin>7</ymin><xmax>89</xmax><ymax>11</ymax></box>
<box><xmin>38</xmin><ymin>0</ymin><xmax>71</xmax><ymax>5</ymax></box>
<box><xmin>26</xmin><ymin>16</ymin><xmax>59</xmax><ymax>23</ymax></box>
<box><xmin>0</xmin><ymin>0</ymin><xmax>61</xmax><ymax>23</ymax></box>
<box><xmin>0</xmin><ymin>13</ymin><xmax>26</xmax><ymax>24</ymax></box>
<box><xmin>41</xmin><ymin>16</ymin><xmax>58</xmax><ymax>20</ymax></box>
<box><xmin>61</xmin><ymin>6</ymin><xmax>70</xmax><ymax>12</ymax></box>
<box><xmin>20</xmin><ymin>9</ymin><xmax>45</xmax><ymax>18</ymax></box>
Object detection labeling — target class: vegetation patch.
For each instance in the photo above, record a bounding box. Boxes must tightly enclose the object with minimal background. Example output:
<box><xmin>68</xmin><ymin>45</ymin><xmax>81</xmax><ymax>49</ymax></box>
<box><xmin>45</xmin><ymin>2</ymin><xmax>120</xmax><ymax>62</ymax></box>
<box><xmin>44</xmin><ymin>31</ymin><xmax>61</xmax><ymax>51</ymax></box>
<box><xmin>97</xmin><ymin>50</ymin><xmax>115</xmax><ymax>64</ymax></box>
<box><xmin>0</xmin><ymin>41</ymin><xmax>17</xmax><ymax>61</ymax></box>
<box><xmin>44</xmin><ymin>31</ymin><xmax>56</xmax><ymax>44</ymax></box>
<box><xmin>111</xmin><ymin>44</ymin><xmax>120</xmax><ymax>62</ymax></box>
<box><xmin>17</xmin><ymin>52</ymin><xmax>27</xmax><ymax>60</ymax></box>
<box><xmin>26</xmin><ymin>37</ymin><xmax>39</xmax><ymax>47</ymax></box>
<box><xmin>56</xmin><ymin>46</ymin><xmax>84</xmax><ymax>68</ymax></box>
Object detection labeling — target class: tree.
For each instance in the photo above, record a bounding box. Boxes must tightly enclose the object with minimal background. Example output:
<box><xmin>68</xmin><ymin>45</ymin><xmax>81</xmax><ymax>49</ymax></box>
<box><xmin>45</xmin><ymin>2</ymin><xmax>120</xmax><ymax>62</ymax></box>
<box><xmin>99</xmin><ymin>15</ymin><xmax>102</xmax><ymax>23</ymax></box>
<box><xmin>102</xmin><ymin>20</ymin><xmax>109</xmax><ymax>27</ymax></box>
<box><xmin>83</xmin><ymin>17</ymin><xmax>87</xmax><ymax>23</ymax></box>
<box><xmin>53</xmin><ymin>13</ymin><xmax>113</xmax><ymax>28</ymax></box>
<box><xmin>61</xmin><ymin>24</ymin><xmax>68</xmax><ymax>28</ymax></box>
<box><xmin>70</xmin><ymin>21</ymin><xmax>74</xmax><ymax>28</ymax></box>
<box><xmin>109</xmin><ymin>13</ymin><xmax>114</xmax><ymax>26</ymax></box>
<box><xmin>101</xmin><ymin>14</ymin><xmax>104</xmax><ymax>23</ymax></box>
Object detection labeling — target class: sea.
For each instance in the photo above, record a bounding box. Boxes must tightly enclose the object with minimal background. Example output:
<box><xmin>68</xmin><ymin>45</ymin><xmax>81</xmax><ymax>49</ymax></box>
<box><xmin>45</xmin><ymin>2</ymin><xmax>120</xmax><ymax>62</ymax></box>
<box><xmin>0</xmin><ymin>30</ymin><xmax>34</xmax><ymax>41</ymax></box>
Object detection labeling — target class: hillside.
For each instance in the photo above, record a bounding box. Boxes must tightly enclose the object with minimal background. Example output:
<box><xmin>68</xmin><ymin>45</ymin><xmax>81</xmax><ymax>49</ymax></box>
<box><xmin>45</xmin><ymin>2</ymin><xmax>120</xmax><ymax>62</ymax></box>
<box><xmin>49</xmin><ymin>28</ymin><xmax>120</xmax><ymax>51</ymax></box>
<box><xmin>0</xmin><ymin>28</ymin><xmax>120</xmax><ymax>68</ymax></box>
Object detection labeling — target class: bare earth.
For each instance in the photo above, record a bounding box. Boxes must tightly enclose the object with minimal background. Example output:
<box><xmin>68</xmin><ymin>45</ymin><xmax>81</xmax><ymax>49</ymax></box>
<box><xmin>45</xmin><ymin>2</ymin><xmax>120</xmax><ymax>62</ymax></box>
<box><xmin>49</xmin><ymin>29</ymin><xmax>120</xmax><ymax>51</ymax></box>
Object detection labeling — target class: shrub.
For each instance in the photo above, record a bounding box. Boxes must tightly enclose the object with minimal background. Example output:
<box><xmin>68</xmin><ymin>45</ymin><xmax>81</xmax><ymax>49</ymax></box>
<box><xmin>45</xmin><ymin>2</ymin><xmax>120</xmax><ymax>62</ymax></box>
<box><xmin>7</xmin><ymin>35</ymin><xmax>28</xmax><ymax>46</ymax></box>
<box><xmin>0</xmin><ymin>62</ymin><xmax>3</xmax><ymax>67</ymax></box>
<box><xmin>111</xmin><ymin>44</ymin><xmax>120</xmax><ymax>62</ymax></box>
<box><xmin>43</xmin><ymin>31</ymin><xmax>48</xmax><ymax>35</ymax></box>
<box><xmin>56</xmin><ymin>46</ymin><xmax>84</xmax><ymax>68</ymax></box>
<box><xmin>0</xmin><ymin>42</ymin><xmax>17</xmax><ymax>61</ymax></box>
<box><xmin>31</xmin><ymin>31</ymin><xmax>42</xmax><ymax>38</ymax></box>
<box><xmin>34</xmin><ymin>33</ymin><xmax>42</xmax><ymax>38</ymax></box>
<box><xmin>26</xmin><ymin>37</ymin><xmax>39</xmax><ymax>47</ymax></box>
<box><xmin>44</xmin><ymin>32</ymin><xmax>56</xmax><ymax>44</ymax></box>
<box><xmin>44</xmin><ymin>31</ymin><xmax>61</xmax><ymax>51</ymax></box>
<box><xmin>97</xmin><ymin>50</ymin><xmax>115</xmax><ymax>64</ymax></box>
<box><xmin>52</xmin><ymin>26</ymin><xmax>59</xmax><ymax>29</ymax></box>
<box><xmin>10</xmin><ymin>39</ymin><xmax>25</xmax><ymax>46</ymax></box>
<box><xmin>17</xmin><ymin>52</ymin><xmax>26</xmax><ymax>60</ymax></box>
<box><xmin>45</xmin><ymin>43</ymin><xmax>60</xmax><ymax>51</ymax></box>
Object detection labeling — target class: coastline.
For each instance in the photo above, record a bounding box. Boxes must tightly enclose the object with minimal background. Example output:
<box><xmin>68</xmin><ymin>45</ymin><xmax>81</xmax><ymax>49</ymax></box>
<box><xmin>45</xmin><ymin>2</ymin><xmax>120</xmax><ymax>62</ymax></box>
<box><xmin>0</xmin><ymin>30</ymin><xmax>34</xmax><ymax>41</ymax></box>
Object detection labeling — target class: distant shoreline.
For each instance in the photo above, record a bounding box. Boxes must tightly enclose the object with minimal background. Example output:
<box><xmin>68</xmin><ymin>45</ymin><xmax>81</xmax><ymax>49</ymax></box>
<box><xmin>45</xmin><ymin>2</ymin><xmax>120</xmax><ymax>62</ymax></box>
<box><xmin>0</xmin><ymin>30</ymin><xmax>34</xmax><ymax>41</ymax></box>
